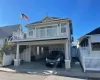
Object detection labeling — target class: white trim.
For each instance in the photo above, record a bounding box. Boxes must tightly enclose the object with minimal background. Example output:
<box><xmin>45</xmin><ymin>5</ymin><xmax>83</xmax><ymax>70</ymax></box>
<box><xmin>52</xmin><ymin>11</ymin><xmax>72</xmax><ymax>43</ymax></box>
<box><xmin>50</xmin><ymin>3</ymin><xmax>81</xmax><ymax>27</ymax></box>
<box><xmin>10</xmin><ymin>36</ymin><xmax>68</xmax><ymax>42</ymax></box>
<box><xmin>27</xmin><ymin>24</ymin><xmax>58</xmax><ymax>28</ymax></box>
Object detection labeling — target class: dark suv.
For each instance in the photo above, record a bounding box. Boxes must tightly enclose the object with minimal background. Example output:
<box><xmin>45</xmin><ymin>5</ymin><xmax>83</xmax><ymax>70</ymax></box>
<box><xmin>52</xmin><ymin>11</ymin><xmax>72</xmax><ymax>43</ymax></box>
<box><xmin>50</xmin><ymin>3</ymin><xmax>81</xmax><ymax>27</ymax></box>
<box><xmin>45</xmin><ymin>51</ymin><xmax>64</xmax><ymax>67</ymax></box>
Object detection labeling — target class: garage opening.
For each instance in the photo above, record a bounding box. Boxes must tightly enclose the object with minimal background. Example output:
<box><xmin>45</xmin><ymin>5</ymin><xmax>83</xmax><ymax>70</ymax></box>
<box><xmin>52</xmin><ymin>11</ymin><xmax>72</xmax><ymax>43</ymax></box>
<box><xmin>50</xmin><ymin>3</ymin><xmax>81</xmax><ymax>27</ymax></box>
<box><xmin>20</xmin><ymin>44</ymin><xmax>65</xmax><ymax>68</ymax></box>
<box><xmin>31</xmin><ymin>46</ymin><xmax>49</xmax><ymax>61</ymax></box>
<box><xmin>30</xmin><ymin>44</ymin><xmax>64</xmax><ymax>60</ymax></box>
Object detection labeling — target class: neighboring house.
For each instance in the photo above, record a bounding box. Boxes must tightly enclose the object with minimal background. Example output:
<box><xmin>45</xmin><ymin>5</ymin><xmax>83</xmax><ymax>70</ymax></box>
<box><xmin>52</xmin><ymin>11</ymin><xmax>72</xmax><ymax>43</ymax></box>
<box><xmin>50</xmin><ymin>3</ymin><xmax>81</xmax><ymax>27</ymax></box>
<box><xmin>0</xmin><ymin>24</ymin><xmax>24</xmax><ymax>66</ymax></box>
<box><xmin>10</xmin><ymin>15</ymin><xmax>73</xmax><ymax>69</ymax></box>
<box><xmin>0</xmin><ymin>24</ymin><xmax>23</xmax><ymax>46</ymax></box>
<box><xmin>77</xmin><ymin>27</ymin><xmax>100</xmax><ymax>72</ymax></box>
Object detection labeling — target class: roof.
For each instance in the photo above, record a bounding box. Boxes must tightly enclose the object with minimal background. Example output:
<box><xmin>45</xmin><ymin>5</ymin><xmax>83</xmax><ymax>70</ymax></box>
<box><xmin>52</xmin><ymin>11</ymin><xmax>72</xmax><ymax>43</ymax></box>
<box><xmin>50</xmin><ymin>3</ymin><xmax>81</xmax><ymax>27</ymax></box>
<box><xmin>87</xmin><ymin>27</ymin><xmax>100</xmax><ymax>35</ymax></box>
<box><xmin>26</xmin><ymin>16</ymin><xmax>71</xmax><ymax>26</ymax></box>
<box><xmin>78</xmin><ymin>27</ymin><xmax>100</xmax><ymax>43</ymax></box>
<box><xmin>26</xmin><ymin>16</ymin><xmax>73</xmax><ymax>34</ymax></box>
<box><xmin>0</xmin><ymin>24</ymin><xmax>20</xmax><ymax>39</ymax></box>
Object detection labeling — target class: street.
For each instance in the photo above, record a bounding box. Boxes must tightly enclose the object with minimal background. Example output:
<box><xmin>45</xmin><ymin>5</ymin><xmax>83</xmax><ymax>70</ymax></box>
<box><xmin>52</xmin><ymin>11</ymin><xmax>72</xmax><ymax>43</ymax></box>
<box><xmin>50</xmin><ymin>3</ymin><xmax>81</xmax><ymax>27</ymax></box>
<box><xmin>0</xmin><ymin>71</ymin><xmax>85</xmax><ymax>80</ymax></box>
<box><xmin>0</xmin><ymin>72</ymin><xmax>47</xmax><ymax>80</ymax></box>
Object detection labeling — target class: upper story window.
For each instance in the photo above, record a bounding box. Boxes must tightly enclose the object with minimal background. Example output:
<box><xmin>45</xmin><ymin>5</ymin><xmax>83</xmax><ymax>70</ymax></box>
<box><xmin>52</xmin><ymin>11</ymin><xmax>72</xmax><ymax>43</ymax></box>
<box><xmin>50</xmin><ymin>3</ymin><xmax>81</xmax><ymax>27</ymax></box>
<box><xmin>61</xmin><ymin>23</ymin><xmax>66</xmax><ymax>33</ymax></box>
<box><xmin>47</xmin><ymin>26</ymin><xmax>57</xmax><ymax>36</ymax></box>
<box><xmin>40</xmin><ymin>27</ymin><xmax>45</xmax><ymax>37</ymax></box>
<box><xmin>29</xmin><ymin>28</ymin><xmax>34</xmax><ymax>36</ymax></box>
<box><xmin>36</xmin><ymin>28</ymin><xmax>40</xmax><ymax>37</ymax></box>
<box><xmin>91</xmin><ymin>42</ymin><xmax>100</xmax><ymax>51</ymax></box>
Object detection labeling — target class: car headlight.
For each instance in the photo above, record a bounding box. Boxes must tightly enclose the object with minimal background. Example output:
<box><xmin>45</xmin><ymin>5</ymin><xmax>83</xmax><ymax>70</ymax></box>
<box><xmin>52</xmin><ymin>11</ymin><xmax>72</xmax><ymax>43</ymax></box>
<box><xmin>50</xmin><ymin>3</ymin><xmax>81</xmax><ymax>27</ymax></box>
<box><xmin>57</xmin><ymin>58</ymin><xmax>60</xmax><ymax>61</ymax></box>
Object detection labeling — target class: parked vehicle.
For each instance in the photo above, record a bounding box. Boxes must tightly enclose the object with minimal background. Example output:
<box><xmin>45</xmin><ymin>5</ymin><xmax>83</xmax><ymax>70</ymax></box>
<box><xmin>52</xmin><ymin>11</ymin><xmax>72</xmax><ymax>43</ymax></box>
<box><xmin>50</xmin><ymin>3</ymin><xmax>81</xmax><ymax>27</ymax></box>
<box><xmin>45</xmin><ymin>51</ymin><xmax>64</xmax><ymax>67</ymax></box>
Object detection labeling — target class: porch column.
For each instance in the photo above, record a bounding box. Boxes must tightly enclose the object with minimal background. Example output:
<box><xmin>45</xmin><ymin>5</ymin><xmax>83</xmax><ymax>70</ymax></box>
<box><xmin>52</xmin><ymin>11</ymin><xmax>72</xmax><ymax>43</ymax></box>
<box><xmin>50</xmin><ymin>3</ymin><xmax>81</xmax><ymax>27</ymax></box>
<box><xmin>65</xmin><ymin>40</ymin><xmax>71</xmax><ymax>69</ymax></box>
<box><xmin>14</xmin><ymin>44</ymin><xmax>20</xmax><ymax>66</ymax></box>
<box><xmin>88</xmin><ymin>37</ymin><xmax>91</xmax><ymax>54</ymax></box>
<box><xmin>27</xmin><ymin>45</ymin><xmax>31</xmax><ymax>62</ymax></box>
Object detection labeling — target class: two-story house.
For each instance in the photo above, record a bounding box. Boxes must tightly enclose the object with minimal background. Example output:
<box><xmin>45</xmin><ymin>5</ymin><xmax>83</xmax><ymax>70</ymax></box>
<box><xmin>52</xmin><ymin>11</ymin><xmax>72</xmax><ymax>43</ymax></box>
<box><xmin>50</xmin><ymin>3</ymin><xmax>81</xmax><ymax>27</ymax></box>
<box><xmin>11</xmin><ymin>16</ymin><xmax>73</xmax><ymax>69</ymax></box>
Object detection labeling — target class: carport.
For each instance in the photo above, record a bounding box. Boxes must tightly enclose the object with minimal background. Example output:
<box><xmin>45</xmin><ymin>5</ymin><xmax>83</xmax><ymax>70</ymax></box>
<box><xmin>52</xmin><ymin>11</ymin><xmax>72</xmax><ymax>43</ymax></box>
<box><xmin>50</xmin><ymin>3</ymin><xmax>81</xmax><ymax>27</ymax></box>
<box><xmin>13</xmin><ymin>39</ymin><xmax>71</xmax><ymax>69</ymax></box>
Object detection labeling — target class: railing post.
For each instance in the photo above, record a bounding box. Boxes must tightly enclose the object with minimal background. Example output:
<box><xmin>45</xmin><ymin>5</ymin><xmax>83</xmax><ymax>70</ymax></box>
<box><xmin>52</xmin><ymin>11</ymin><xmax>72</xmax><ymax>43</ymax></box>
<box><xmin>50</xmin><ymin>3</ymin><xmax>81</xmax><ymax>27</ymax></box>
<box><xmin>83</xmin><ymin>56</ymin><xmax>86</xmax><ymax>72</ymax></box>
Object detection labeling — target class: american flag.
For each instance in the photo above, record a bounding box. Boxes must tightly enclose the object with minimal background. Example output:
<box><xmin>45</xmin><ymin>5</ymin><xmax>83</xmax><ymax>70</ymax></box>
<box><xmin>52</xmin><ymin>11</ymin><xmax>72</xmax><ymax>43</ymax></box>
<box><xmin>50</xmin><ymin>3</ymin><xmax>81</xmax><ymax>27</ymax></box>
<box><xmin>21</xmin><ymin>13</ymin><xmax>29</xmax><ymax>20</ymax></box>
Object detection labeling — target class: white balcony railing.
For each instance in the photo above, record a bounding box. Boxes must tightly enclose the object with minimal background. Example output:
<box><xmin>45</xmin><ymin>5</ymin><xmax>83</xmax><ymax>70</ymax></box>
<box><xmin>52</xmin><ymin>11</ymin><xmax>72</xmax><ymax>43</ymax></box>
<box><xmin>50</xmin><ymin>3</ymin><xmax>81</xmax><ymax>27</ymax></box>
<box><xmin>26</xmin><ymin>25</ymin><xmax>68</xmax><ymax>40</ymax></box>
<box><xmin>12</xmin><ymin>32</ymin><xmax>24</xmax><ymax>40</ymax></box>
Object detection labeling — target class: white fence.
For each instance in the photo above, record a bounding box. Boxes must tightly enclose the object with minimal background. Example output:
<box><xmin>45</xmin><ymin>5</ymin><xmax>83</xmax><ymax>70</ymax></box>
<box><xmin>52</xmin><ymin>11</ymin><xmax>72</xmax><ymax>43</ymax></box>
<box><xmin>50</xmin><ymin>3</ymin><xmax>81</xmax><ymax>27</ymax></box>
<box><xmin>79</xmin><ymin>47</ymin><xmax>100</xmax><ymax>72</ymax></box>
<box><xmin>2</xmin><ymin>53</ymin><xmax>15</xmax><ymax>66</ymax></box>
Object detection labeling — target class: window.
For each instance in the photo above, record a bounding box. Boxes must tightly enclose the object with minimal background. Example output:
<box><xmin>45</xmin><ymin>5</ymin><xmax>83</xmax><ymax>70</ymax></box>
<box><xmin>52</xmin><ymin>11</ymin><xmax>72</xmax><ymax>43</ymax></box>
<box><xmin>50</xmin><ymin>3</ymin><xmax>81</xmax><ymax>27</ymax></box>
<box><xmin>61</xmin><ymin>23</ymin><xmax>66</xmax><ymax>33</ymax></box>
<box><xmin>36</xmin><ymin>28</ymin><xmax>40</xmax><ymax>37</ymax></box>
<box><xmin>29</xmin><ymin>28</ymin><xmax>33</xmax><ymax>36</ymax></box>
<box><xmin>40</xmin><ymin>27</ymin><xmax>45</xmax><ymax>37</ymax></box>
<box><xmin>47</xmin><ymin>26</ymin><xmax>57</xmax><ymax>36</ymax></box>
<box><xmin>91</xmin><ymin>42</ymin><xmax>100</xmax><ymax>51</ymax></box>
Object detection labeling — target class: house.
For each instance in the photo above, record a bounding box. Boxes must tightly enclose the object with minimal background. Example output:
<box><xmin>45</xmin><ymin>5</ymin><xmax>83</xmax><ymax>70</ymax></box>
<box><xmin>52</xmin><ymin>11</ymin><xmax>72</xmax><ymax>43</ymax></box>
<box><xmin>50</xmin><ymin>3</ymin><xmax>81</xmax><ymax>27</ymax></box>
<box><xmin>0</xmin><ymin>24</ymin><xmax>23</xmax><ymax>46</ymax></box>
<box><xmin>77</xmin><ymin>27</ymin><xmax>100</xmax><ymax>72</ymax></box>
<box><xmin>0</xmin><ymin>24</ymin><xmax>24</xmax><ymax>66</ymax></box>
<box><xmin>10</xmin><ymin>15</ymin><xmax>73</xmax><ymax>69</ymax></box>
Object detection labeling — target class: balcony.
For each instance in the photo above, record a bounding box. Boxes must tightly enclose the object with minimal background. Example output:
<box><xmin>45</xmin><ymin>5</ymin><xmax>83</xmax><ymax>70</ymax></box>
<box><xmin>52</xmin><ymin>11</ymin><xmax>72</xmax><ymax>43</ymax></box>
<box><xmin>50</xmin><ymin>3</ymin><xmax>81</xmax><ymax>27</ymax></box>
<box><xmin>11</xmin><ymin>23</ymin><xmax>69</xmax><ymax>42</ymax></box>
<box><xmin>26</xmin><ymin>24</ymin><xmax>68</xmax><ymax>40</ymax></box>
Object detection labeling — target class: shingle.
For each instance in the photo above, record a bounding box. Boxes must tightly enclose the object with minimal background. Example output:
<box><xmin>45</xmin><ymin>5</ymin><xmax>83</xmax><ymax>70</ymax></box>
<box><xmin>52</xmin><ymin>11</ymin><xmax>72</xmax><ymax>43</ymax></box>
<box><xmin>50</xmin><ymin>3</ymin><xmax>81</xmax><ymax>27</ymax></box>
<box><xmin>87</xmin><ymin>27</ymin><xmax>100</xmax><ymax>35</ymax></box>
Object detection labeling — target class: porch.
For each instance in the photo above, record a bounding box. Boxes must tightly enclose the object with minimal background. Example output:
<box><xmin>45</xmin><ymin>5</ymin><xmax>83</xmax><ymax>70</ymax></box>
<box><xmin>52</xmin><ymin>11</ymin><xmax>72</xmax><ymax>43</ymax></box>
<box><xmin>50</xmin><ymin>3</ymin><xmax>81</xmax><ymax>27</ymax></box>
<box><xmin>79</xmin><ymin>47</ymin><xmax>100</xmax><ymax>72</ymax></box>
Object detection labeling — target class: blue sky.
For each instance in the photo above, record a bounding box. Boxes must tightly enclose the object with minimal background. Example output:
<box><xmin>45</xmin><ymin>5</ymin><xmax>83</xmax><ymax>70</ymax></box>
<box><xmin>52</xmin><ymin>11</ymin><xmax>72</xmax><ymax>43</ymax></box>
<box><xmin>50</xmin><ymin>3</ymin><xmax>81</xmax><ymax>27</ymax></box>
<box><xmin>0</xmin><ymin>0</ymin><xmax>100</xmax><ymax>41</ymax></box>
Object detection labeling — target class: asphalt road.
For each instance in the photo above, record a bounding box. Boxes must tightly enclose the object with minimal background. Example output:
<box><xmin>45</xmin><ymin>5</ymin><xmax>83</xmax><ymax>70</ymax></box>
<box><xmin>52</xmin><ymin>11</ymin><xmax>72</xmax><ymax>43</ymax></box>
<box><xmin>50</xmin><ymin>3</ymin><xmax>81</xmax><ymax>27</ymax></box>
<box><xmin>0</xmin><ymin>71</ymin><xmax>98</xmax><ymax>80</ymax></box>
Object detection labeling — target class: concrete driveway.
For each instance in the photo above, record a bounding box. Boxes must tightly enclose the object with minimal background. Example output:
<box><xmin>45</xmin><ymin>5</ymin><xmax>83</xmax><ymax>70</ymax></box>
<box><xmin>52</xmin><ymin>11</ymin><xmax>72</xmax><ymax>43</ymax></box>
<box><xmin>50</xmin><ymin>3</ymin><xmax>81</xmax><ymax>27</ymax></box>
<box><xmin>8</xmin><ymin>59</ymin><xmax>65</xmax><ymax>71</ymax></box>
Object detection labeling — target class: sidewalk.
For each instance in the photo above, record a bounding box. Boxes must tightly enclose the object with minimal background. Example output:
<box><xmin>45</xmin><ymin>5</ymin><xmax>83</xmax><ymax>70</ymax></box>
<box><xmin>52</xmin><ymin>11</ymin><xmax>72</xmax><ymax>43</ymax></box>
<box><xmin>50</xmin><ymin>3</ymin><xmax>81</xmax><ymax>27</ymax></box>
<box><xmin>0</xmin><ymin>67</ymin><xmax>100</xmax><ymax>79</ymax></box>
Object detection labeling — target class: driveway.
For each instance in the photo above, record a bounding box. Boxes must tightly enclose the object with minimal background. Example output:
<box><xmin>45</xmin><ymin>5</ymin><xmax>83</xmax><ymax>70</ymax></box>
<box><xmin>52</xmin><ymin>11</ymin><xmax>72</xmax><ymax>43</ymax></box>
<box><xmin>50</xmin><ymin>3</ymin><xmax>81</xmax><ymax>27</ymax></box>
<box><xmin>7</xmin><ymin>59</ymin><xmax>65</xmax><ymax>71</ymax></box>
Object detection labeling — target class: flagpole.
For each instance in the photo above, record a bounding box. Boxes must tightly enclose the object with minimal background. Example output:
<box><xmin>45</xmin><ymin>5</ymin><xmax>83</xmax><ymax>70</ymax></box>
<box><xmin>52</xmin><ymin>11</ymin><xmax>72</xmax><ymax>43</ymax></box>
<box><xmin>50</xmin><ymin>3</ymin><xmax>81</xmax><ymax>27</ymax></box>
<box><xmin>20</xmin><ymin>13</ymin><xmax>22</xmax><ymax>32</ymax></box>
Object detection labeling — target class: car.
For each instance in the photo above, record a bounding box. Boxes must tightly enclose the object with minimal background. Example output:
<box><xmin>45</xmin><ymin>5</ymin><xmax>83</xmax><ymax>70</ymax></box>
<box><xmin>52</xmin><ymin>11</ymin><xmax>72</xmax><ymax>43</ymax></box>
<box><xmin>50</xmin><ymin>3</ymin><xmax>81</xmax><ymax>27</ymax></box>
<box><xmin>45</xmin><ymin>51</ymin><xmax>64</xmax><ymax>67</ymax></box>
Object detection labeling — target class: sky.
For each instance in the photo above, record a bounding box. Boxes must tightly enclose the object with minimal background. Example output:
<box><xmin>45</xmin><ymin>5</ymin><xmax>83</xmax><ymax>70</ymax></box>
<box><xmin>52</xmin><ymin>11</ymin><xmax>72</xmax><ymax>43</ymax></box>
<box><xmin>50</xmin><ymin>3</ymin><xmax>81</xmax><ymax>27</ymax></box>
<box><xmin>0</xmin><ymin>0</ymin><xmax>100</xmax><ymax>42</ymax></box>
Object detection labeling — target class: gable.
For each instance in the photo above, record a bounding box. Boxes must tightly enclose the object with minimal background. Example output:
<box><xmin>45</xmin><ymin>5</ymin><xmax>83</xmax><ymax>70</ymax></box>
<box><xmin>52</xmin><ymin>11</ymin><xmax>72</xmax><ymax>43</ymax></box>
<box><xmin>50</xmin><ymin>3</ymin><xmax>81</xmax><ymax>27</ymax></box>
<box><xmin>42</xmin><ymin>16</ymin><xmax>53</xmax><ymax>22</ymax></box>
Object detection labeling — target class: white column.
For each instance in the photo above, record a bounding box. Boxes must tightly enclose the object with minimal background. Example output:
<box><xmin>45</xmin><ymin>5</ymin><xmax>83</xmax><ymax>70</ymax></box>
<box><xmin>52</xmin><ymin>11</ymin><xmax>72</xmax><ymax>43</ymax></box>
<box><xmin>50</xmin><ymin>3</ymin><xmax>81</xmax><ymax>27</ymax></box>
<box><xmin>16</xmin><ymin>44</ymin><xmax>19</xmax><ymax>59</ymax></box>
<box><xmin>37</xmin><ymin>46</ymin><xmax>39</xmax><ymax>55</ymax></box>
<box><xmin>14</xmin><ymin>44</ymin><xmax>20</xmax><ymax>66</ymax></box>
<box><xmin>88</xmin><ymin>37</ymin><xmax>91</xmax><ymax>54</ymax></box>
<box><xmin>27</xmin><ymin>45</ymin><xmax>31</xmax><ymax>62</ymax></box>
<box><xmin>65</xmin><ymin>40</ymin><xmax>71</xmax><ymax>69</ymax></box>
